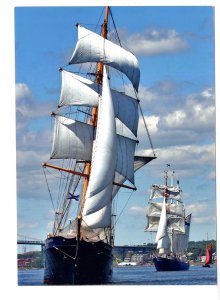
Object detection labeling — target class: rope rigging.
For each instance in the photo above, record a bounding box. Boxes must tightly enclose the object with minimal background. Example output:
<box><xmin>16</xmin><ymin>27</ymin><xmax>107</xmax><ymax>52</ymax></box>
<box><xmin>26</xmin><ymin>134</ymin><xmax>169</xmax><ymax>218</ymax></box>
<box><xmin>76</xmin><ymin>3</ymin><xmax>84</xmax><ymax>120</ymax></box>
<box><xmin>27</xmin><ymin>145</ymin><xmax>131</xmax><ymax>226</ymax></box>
<box><xmin>138</xmin><ymin>101</ymin><xmax>156</xmax><ymax>158</ymax></box>
<box><xmin>42</xmin><ymin>167</ymin><xmax>56</xmax><ymax>213</ymax></box>
<box><xmin>113</xmin><ymin>190</ymin><xmax>135</xmax><ymax>227</ymax></box>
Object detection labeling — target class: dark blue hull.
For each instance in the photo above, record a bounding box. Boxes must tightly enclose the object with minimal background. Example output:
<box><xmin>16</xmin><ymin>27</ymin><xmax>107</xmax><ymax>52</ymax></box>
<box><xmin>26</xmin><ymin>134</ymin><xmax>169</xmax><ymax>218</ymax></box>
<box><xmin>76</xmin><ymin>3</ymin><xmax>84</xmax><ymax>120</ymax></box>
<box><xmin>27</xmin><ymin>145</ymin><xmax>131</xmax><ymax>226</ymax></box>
<box><xmin>153</xmin><ymin>256</ymin><xmax>190</xmax><ymax>271</ymax></box>
<box><xmin>44</xmin><ymin>236</ymin><xmax>113</xmax><ymax>285</ymax></box>
<box><xmin>202</xmin><ymin>264</ymin><xmax>210</xmax><ymax>268</ymax></box>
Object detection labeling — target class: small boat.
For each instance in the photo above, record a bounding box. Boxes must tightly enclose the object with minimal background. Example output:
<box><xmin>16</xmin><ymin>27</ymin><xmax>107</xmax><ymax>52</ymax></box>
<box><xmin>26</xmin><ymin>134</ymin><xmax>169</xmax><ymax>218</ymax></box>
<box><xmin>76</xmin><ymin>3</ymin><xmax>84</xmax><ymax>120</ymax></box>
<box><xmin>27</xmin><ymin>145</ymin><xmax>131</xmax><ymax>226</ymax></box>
<box><xmin>145</xmin><ymin>165</ymin><xmax>192</xmax><ymax>271</ymax></box>
<box><xmin>118</xmin><ymin>262</ymin><xmax>138</xmax><ymax>266</ymax></box>
<box><xmin>202</xmin><ymin>242</ymin><xmax>212</xmax><ymax>268</ymax></box>
<box><xmin>42</xmin><ymin>6</ymin><xmax>156</xmax><ymax>285</ymax></box>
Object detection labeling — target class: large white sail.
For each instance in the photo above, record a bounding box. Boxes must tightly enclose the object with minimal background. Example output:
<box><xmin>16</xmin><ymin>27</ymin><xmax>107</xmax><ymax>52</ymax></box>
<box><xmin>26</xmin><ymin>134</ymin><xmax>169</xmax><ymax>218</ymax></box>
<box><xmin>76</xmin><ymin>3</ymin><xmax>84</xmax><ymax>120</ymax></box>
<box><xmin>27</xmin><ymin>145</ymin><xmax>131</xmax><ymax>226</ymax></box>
<box><xmin>116</xmin><ymin>135</ymin><xmax>137</xmax><ymax>184</ymax></box>
<box><xmin>69</xmin><ymin>25</ymin><xmax>140</xmax><ymax>91</ymax></box>
<box><xmin>82</xmin><ymin>202</ymin><xmax>112</xmax><ymax>229</ymax></box>
<box><xmin>59</xmin><ymin>70</ymin><xmax>139</xmax><ymax>135</ymax></box>
<box><xmin>82</xmin><ymin>66</ymin><xmax>117</xmax><ymax>228</ymax></box>
<box><xmin>51</xmin><ymin>115</ymin><xmax>94</xmax><ymax>161</ymax></box>
<box><xmin>112</xmin><ymin>156</ymin><xmax>155</xmax><ymax>199</ymax></box>
<box><xmin>150</xmin><ymin>184</ymin><xmax>181</xmax><ymax>201</ymax></box>
<box><xmin>147</xmin><ymin>202</ymin><xmax>184</xmax><ymax>218</ymax></box>
<box><xmin>59</xmin><ymin>70</ymin><xmax>99</xmax><ymax>107</ymax></box>
<box><xmin>155</xmin><ymin>197</ymin><xmax>167</xmax><ymax>242</ymax></box>
<box><xmin>172</xmin><ymin>214</ymin><xmax>191</xmax><ymax>254</ymax></box>
<box><xmin>168</xmin><ymin>217</ymin><xmax>185</xmax><ymax>234</ymax></box>
<box><xmin>146</xmin><ymin>201</ymin><xmax>185</xmax><ymax>233</ymax></box>
<box><xmin>51</xmin><ymin>115</ymin><xmax>138</xmax><ymax>185</ymax></box>
<box><xmin>157</xmin><ymin>235</ymin><xmax>170</xmax><ymax>253</ymax></box>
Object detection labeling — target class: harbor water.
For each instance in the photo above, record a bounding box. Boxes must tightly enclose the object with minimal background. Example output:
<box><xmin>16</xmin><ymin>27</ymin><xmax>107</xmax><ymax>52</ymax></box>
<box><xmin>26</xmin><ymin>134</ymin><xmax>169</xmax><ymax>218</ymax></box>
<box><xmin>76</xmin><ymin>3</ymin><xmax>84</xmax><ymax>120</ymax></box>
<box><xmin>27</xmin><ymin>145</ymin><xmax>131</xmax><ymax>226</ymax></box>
<box><xmin>18</xmin><ymin>265</ymin><xmax>217</xmax><ymax>285</ymax></box>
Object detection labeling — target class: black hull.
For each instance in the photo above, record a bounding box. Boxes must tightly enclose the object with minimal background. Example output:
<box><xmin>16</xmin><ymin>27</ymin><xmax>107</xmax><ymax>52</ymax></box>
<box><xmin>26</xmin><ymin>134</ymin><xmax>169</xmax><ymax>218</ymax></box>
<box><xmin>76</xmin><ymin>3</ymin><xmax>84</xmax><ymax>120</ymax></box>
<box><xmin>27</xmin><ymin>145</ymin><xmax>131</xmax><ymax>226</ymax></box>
<box><xmin>153</xmin><ymin>256</ymin><xmax>190</xmax><ymax>271</ymax></box>
<box><xmin>44</xmin><ymin>236</ymin><xmax>113</xmax><ymax>285</ymax></box>
<box><xmin>202</xmin><ymin>264</ymin><xmax>210</xmax><ymax>268</ymax></box>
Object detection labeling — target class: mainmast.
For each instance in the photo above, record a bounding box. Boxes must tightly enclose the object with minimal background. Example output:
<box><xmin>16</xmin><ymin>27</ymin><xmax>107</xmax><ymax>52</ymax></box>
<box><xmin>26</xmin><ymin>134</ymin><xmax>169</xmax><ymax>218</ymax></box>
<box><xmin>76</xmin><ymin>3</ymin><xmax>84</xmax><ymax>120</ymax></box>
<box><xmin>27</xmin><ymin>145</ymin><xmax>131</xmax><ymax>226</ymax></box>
<box><xmin>164</xmin><ymin>164</ymin><xmax>170</xmax><ymax>203</ymax></box>
<box><xmin>79</xmin><ymin>6</ymin><xmax>110</xmax><ymax>216</ymax></box>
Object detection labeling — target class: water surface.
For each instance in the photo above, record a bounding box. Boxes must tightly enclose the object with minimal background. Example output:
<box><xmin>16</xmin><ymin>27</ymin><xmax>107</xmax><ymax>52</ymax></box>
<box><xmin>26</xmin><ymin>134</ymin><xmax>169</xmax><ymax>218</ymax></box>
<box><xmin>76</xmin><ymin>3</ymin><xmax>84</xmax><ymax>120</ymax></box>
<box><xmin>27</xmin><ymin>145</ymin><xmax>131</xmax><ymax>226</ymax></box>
<box><xmin>18</xmin><ymin>265</ymin><xmax>217</xmax><ymax>286</ymax></box>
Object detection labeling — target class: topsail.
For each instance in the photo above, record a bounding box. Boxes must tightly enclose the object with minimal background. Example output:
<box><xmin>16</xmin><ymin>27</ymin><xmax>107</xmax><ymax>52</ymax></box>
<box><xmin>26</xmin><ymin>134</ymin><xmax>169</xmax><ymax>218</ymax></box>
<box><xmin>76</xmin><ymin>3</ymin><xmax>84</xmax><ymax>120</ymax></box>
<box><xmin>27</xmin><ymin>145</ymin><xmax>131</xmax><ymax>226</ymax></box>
<box><xmin>69</xmin><ymin>25</ymin><xmax>140</xmax><ymax>91</ymax></box>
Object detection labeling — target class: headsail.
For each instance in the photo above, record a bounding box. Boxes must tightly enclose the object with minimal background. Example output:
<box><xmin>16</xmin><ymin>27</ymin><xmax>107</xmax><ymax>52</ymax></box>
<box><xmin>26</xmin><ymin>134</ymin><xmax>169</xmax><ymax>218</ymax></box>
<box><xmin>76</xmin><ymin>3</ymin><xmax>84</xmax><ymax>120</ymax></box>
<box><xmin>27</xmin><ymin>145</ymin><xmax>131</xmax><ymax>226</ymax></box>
<box><xmin>82</xmin><ymin>66</ymin><xmax>117</xmax><ymax>228</ymax></box>
<box><xmin>155</xmin><ymin>197</ymin><xmax>168</xmax><ymax>242</ymax></box>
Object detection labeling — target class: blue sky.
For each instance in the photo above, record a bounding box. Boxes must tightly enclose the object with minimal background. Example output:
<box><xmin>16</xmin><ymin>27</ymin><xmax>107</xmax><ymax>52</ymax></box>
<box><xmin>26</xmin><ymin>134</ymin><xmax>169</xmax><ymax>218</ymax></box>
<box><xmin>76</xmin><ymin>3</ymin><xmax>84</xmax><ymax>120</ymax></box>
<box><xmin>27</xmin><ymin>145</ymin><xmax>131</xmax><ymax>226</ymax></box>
<box><xmin>0</xmin><ymin>2</ymin><xmax>218</xmax><ymax>256</ymax></box>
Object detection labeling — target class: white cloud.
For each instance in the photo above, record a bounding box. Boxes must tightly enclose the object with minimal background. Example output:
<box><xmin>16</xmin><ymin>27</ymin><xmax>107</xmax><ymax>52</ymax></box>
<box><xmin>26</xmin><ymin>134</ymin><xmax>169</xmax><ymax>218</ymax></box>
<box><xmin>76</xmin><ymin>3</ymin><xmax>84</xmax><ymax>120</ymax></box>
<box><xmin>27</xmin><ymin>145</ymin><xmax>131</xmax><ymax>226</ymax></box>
<box><xmin>153</xmin><ymin>144</ymin><xmax>215</xmax><ymax>167</ymax></box>
<box><xmin>136</xmin><ymin>143</ymin><xmax>215</xmax><ymax>182</ymax></box>
<box><xmin>138</xmin><ymin>115</ymin><xmax>159</xmax><ymax>135</ymax></box>
<box><xmin>185</xmin><ymin>202</ymin><xmax>216</xmax><ymax>224</ymax></box>
<box><xmin>137</xmin><ymin>86</ymin><xmax>215</xmax><ymax>149</ymax></box>
<box><xmin>164</xmin><ymin>110</ymin><xmax>187</xmax><ymax>127</ymax></box>
<box><xmin>128</xmin><ymin>206</ymin><xmax>146</xmax><ymax>216</ymax></box>
<box><xmin>16</xmin><ymin>150</ymin><xmax>48</xmax><ymax>169</ymax></box>
<box><xmin>17</xmin><ymin>129</ymin><xmax>51</xmax><ymax>151</ymax></box>
<box><xmin>118</xmin><ymin>28</ymin><xmax>188</xmax><ymax>56</ymax></box>
<box><xmin>127</xmin><ymin>201</ymin><xmax>216</xmax><ymax>227</ymax></box>
<box><xmin>16</xmin><ymin>82</ymin><xmax>53</xmax><ymax>129</ymax></box>
<box><xmin>18</xmin><ymin>221</ymin><xmax>39</xmax><ymax>229</ymax></box>
<box><xmin>164</xmin><ymin>87</ymin><xmax>215</xmax><ymax>131</ymax></box>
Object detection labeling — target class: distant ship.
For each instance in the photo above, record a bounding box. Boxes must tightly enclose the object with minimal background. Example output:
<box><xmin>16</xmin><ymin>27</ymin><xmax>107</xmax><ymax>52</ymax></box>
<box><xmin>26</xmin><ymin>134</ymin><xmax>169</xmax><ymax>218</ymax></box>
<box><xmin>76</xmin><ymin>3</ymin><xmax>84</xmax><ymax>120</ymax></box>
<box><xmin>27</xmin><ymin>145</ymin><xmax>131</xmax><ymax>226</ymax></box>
<box><xmin>118</xmin><ymin>262</ymin><xmax>138</xmax><ymax>266</ymax></box>
<box><xmin>203</xmin><ymin>242</ymin><xmax>213</xmax><ymax>268</ymax></box>
<box><xmin>145</xmin><ymin>165</ymin><xmax>192</xmax><ymax>271</ymax></box>
<box><xmin>42</xmin><ymin>6</ymin><xmax>155</xmax><ymax>285</ymax></box>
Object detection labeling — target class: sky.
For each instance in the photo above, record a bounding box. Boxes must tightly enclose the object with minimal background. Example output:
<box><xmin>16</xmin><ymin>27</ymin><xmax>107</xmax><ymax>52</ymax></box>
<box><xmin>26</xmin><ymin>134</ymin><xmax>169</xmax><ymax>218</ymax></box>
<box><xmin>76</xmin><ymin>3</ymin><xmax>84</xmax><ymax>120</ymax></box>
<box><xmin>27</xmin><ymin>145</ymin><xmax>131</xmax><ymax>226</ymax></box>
<box><xmin>1</xmin><ymin>1</ymin><xmax>219</xmax><ymax>299</ymax></box>
<box><xmin>1</xmin><ymin>2</ymin><xmax>218</xmax><ymax>249</ymax></box>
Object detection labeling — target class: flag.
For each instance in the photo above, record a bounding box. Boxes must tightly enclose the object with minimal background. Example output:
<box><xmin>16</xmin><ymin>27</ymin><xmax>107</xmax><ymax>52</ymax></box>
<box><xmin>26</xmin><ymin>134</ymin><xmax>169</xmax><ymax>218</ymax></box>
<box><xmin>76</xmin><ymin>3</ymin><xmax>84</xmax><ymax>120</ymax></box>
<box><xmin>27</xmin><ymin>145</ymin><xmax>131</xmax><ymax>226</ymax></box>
<box><xmin>67</xmin><ymin>193</ymin><xmax>79</xmax><ymax>201</ymax></box>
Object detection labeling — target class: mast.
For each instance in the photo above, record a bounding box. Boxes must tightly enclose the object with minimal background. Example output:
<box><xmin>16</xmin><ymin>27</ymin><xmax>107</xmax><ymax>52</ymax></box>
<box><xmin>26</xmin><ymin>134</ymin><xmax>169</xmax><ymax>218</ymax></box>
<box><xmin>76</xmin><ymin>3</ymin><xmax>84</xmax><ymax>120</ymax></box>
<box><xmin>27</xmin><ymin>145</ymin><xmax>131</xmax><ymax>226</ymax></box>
<box><xmin>164</xmin><ymin>164</ymin><xmax>170</xmax><ymax>252</ymax></box>
<box><xmin>164</xmin><ymin>164</ymin><xmax>170</xmax><ymax>202</ymax></box>
<box><xmin>79</xmin><ymin>6</ymin><xmax>110</xmax><ymax>217</ymax></box>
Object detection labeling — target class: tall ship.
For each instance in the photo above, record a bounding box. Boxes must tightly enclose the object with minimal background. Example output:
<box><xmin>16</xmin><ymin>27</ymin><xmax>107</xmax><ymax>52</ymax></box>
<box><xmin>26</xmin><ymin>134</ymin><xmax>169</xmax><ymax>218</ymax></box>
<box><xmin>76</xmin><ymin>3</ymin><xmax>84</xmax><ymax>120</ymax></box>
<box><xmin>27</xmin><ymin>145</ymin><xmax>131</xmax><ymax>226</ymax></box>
<box><xmin>42</xmin><ymin>6</ymin><xmax>155</xmax><ymax>284</ymax></box>
<box><xmin>145</xmin><ymin>166</ymin><xmax>191</xmax><ymax>271</ymax></box>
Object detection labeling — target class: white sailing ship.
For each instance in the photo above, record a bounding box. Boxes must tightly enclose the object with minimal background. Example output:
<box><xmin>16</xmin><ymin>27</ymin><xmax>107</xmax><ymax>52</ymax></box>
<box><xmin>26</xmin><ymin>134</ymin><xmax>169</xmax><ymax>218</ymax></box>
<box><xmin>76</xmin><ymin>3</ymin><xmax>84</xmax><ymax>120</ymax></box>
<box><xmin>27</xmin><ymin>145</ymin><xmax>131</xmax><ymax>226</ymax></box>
<box><xmin>43</xmin><ymin>6</ymin><xmax>155</xmax><ymax>284</ymax></box>
<box><xmin>145</xmin><ymin>166</ymin><xmax>191</xmax><ymax>271</ymax></box>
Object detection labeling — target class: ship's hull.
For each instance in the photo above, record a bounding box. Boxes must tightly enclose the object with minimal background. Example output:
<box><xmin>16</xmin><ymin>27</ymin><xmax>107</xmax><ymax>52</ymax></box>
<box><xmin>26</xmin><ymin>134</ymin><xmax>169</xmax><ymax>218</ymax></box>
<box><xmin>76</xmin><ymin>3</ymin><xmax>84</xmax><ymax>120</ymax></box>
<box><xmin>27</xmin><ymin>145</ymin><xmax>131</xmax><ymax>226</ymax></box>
<box><xmin>44</xmin><ymin>236</ymin><xmax>113</xmax><ymax>285</ymax></box>
<box><xmin>153</xmin><ymin>256</ymin><xmax>190</xmax><ymax>271</ymax></box>
<box><xmin>202</xmin><ymin>264</ymin><xmax>210</xmax><ymax>268</ymax></box>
